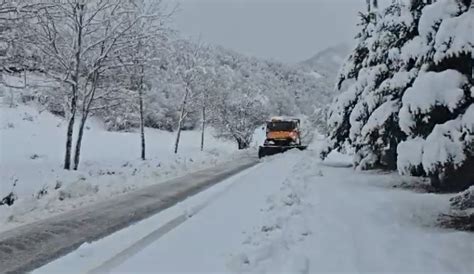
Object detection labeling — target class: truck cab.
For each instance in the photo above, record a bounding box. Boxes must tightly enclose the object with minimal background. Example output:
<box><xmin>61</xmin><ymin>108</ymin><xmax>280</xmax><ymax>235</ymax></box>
<box><xmin>265</xmin><ymin>118</ymin><xmax>301</xmax><ymax>146</ymax></box>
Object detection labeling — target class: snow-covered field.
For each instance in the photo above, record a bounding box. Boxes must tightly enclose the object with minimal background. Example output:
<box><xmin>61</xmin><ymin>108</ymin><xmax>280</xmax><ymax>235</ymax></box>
<box><xmin>0</xmin><ymin>101</ymin><xmax>242</xmax><ymax>232</ymax></box>
<box><xmin>36</xmin><ymin>146</ymin><xmax>474</xmax><ymax>274</ymax></box>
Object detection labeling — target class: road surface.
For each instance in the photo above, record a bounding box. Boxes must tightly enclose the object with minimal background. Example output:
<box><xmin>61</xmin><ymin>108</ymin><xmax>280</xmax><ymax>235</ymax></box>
<box><xmin>4</xmin><ymin>149</ymin><xmax>474</xmax><ymax>274</ymax></box>
<box><xmin>0</xmin><ymin>157</ymin><xmax>258</xmax><ymax>273</ymax></box>
<box><xmin>35</xmin><ymin>149</ymin><xmax>474</xmax><ymax>274</ymax></box>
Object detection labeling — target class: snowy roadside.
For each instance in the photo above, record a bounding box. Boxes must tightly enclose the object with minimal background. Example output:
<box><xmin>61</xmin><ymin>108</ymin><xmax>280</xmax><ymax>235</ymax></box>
<box><xmin>35</xmin><ymin>147</ymin><xmax>474</xmax><ymax>273</ymax></box>
<box><xmin>34</xmin><ymin>150</ymin><xmax>299</xmax><ymax>274</ymax></box>
<box><xmin>33</xmin><ymin>161</ymin><xmax>263</xmax><ymax>274</ymax></box>
<box><xmin>0</xmin><ymin>103</ymin><xmax>248</xmax><ymax>233</ymax></box>
<box><xmin>231</xmin><ymin>149</ymin><xmax>474</xmax><ymax>273</ymax></box>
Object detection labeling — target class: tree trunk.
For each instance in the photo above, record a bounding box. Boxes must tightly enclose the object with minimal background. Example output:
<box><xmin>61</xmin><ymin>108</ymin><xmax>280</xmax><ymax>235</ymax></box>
<box><xmin>200</xmin><ymin>106</ymin><xmax>205</xmax><ymax>151</ymax></box>
<box><xmin>73</xmin><ymin>70</ymin><xmax>99</xmax><ymax>170</ymax></box>
<box><xmin>64</xmin><ymin>99</ymin><xmax>76</xmax><ymax>170</ymax></box>
<box><xmin>73</xmin><ymin>113</ymin><xmax>88</xmax><ymax>170</ymax></box>
<box><xmin>174</xmin><ymin>125</ymin><xmax>182</xmax><ymax>154</ymax></box>
<box><xmin>139</xmin><ymin>85</ymin><xmax>146</xmax><ymax>160</ymax></box>
<box><xmin>64</xmin><ymin>3</ymin><xmax>84</xmax><ymax>170</ymax></box>
<box><xmin>174</xmin><ymin>87</ymin><xmax>189</xmax><ymax>154</ymax></box>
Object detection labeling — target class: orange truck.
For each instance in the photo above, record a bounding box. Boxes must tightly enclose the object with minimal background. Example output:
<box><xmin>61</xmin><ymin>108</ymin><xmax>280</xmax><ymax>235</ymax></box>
<box><xmin>258</xmin><ymin>117</ymin><xmax>307</xmax><ymax>158</ymax></box>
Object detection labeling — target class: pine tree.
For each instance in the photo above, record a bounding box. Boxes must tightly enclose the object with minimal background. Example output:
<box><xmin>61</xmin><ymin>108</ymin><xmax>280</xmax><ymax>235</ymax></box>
<box><xmin>349</xmin><ymin>1</ymin><xmax>423</xmax><ymax>170</ymax></box>
<box><xmin>323</xmin><ymin>2</ymin><xmax>420</xmax><ymax>170</ymax></box>
<box><xmin>325</xmin><ymin>0</ymin><xmax>472</xmax><ymax>190</ymax></box>
<box><xmin>321</xmin><ymin>9</ymin><xmax>377</xmax><ymax>159</ymax></box>
<box><xmin>397</xmin><ymin>0</ymin><xmax>473</xmax><ymax>190</ymax></box>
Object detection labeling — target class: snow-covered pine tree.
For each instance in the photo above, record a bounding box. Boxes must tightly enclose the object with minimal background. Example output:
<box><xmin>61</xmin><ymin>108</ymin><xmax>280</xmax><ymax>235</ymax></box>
<box><xmin>321</xmin><ymin>9</ymin><xmax>377</xmax><ymax>159</ymax></box>
<box><xmin>397</xmin><ymin>0</ymin><xmax>473</xmax><ymax>190</ymax></box>
<box><xmin>323</xmin><ymin>1</ymin><xmax>419</xmax><ymax>170</ymax></box>
<box><xmin>348</xmin><ymin>1</ymin><xmax>424</xmax><ymax>170</ymax></box>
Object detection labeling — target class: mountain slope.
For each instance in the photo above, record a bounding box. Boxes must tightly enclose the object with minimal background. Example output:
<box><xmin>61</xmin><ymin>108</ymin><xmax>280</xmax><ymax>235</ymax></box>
<box><xmin>300</xmin><ymin>43</ymin><xmax>351</xmax><ymax>84</ymax></box>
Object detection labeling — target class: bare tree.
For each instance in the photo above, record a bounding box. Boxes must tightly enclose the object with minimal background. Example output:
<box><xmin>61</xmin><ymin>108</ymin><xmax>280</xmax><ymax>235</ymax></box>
<box><xmin>200</xmin><ymin>101</ymin><xmax>206</xmax><ymax>151</ymax></box>
<box><xmin>19</xmin><ymin>0</ymin><xmax>166</xmax><ymax>169</ymax></box>
<box><xmin>190</xmin><ymin>49</ymin><xmax>215</xmax><ymax>152</ymax></box>
<box><xmin>172</xmin><ymin>41</ymin><xmax>205</xmax><ymax>154</ymax></box>
<box><xmin>138</xmin><ymin>64</ymin><xmax>146</xmax><ymax>159</ymax></box>
<box><xmin>199</xmin><ymin>69</ymin><xmax>220</xmax><ymax>151</ymax></box>
<box><xmin>210</xmin><ymin>75</ymin><xmax>269</xmax><ymax>150</ymax></box>
<box><xmin>0</xmin><ymin>1</ymin><xmax>51</xmax><ymax>89</ymax></box>
<box><xmin>116</xmin><ymin>0</ymin><xmax>172</xmax><ymax>160</ymax></box>
<box><xmin>72</xmin><ymin>0</ymin><xmax>172</xmax><ymax>169</ymax></box>
<box><xmin>15</xmin><ymin>1</ymin><xmax>91</xmax><ymax>169</ymax></box>
<box><xmin>174</xmin><ymin>83</ymin><xmax>190</xmax><ymax>154</ymax></box>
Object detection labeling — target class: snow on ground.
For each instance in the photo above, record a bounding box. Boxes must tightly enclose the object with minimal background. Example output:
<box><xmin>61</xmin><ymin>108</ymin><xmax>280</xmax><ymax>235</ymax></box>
<box><xmin>0</xmin><ymin>100</ymin><xmax>241</xmax><ymax>232</ymax></box>
<box><xmin>36</xmin><ymin>145</ymin><xmax>474</xmax><ymax>274</ymax></box>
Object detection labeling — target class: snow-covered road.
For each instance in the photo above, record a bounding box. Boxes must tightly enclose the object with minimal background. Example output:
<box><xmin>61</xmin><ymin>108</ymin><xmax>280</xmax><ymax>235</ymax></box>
<box><xmin>35</xmin><ymin>148</ymin><xmax>474</xmax><ymax>274</ymax></box>
<box><xmin>0</xmin><ymin>157</ymin><xmax>257</xmax><ymax>273</ymax></box>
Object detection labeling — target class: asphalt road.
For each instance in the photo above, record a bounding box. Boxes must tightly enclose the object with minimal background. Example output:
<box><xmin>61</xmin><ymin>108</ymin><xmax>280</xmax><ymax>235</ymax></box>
<box><xmin>0</xmin><ymin>157</ymin><xmax>258</xmax><ymax>274</ymax></box>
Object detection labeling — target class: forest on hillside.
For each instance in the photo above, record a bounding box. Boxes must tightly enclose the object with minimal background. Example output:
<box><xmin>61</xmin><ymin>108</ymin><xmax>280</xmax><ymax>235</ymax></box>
<box><xmin>0</xmin><ymin>0</ymin><xmax>333</xmax><ymax>170</ymax></box>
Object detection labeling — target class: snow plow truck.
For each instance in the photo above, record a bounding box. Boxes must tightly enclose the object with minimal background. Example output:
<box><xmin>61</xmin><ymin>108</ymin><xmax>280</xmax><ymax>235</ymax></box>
<box><xmin>258</xmin><ymin>117</ymin><xmax>307</xmax><ymax>158</ymax></box>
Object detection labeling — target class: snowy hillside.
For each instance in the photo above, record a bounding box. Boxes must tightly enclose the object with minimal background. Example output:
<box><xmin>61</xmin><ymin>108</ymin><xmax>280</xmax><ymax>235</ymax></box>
<box><xmin>300</xmin><ymin>43</ymin><xmax>351</xmax><ymax>83</ymax></box>
<box><xmin>0</xmin><ymin>100</ymin><xmax>242</xmax><ymax>232</ymax></box>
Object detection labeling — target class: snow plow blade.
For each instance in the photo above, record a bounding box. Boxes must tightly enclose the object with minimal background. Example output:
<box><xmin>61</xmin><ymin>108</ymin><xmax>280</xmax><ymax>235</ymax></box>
<box><xmin>258</xmin><ymin>145</ymin><xmax>307</xmax><ymax>158</ymax></box>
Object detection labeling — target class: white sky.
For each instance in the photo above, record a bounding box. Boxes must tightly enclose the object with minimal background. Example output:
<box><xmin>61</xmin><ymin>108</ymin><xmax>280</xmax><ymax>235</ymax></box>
<box><xmin>165</xmin><ymin>0</ymin><xmax>365</xmax><ymax>63</ymax></box>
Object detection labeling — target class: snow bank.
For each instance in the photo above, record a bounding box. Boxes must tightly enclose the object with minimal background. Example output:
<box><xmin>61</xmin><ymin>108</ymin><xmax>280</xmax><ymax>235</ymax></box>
<box><xmin>235</xmin><ymin>151</ymin><xmax>474</xmax><ymax>273</ymax></box>
<box><xmin>397</xmin><ymin>137</ymin><xmax>425</xmax><ymax>176</ymax></box>
<box><xmin>231</xmin><ymin>149</ymin><xmax>474</xmax><ymax>273</ymax></box>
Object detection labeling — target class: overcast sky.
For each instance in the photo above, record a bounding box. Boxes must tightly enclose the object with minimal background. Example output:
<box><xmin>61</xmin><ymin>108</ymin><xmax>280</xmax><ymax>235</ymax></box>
<box><xmin>164</xmin><ymin>0</ymin><xmax>365</xmax><ymax>63</ymax></box>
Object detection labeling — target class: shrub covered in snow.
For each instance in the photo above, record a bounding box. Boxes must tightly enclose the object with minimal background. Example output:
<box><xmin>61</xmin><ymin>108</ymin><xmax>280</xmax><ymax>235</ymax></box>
<box><xmin>450</xmin><ymin>186</ymin><xmax>474</xmax><ymax>211</ymax></box>
<box><xmin>0</xmin><ymin>192</ymin><xmax>17</xmax><ymax>207</ymax></box>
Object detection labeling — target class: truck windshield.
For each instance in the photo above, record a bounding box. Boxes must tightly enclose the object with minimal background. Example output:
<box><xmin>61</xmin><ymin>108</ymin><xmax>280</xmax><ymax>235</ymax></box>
<box><xmin>267</xmin><ymin>121</ymin><xmax>296</xmax><ymax>131</ymax></box>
